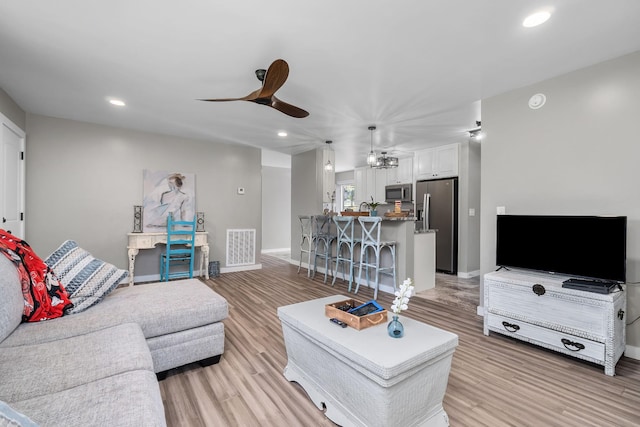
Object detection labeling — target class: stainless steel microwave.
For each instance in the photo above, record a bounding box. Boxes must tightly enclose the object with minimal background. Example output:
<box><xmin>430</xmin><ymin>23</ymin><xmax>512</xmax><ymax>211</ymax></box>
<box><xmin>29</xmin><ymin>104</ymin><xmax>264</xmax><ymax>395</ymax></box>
<box><xmin>385</xmin><ymin>184</ymin><xmax>412</xmax><ymax>203</ymax></box>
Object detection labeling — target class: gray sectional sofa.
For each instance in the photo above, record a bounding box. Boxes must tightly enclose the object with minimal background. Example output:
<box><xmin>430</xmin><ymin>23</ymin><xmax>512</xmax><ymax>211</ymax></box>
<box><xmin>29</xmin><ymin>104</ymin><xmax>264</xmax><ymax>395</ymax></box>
<box><xmin>0</xmin><ymin>254</ymin><xmax>229</xmax><ymax>426</ymax></box>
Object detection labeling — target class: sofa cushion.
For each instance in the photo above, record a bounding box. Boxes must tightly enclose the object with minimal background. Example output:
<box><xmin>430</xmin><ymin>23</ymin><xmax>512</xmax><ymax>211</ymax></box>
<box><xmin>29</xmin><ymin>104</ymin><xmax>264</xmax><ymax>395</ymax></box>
<box><xmin>0</xmin><ymin>400</ymin><xmax>39</xmax><ymax>427</ymax></box>
<box><xmin>0</xmin><ymin>323</ymin><xmax>152</xmax><ymax>403</ymax></box>
<box><xmin>0</xmin><ymin>256</ymin><xmax>24</xmax><ymax>343</ymax></box>
<box><xmin>1</xmin><ymin>279</ymin><xmax>228</xmax><ymax>348</ymax></box>
<box><xmin>9</xmin><ymin>370</ymin><xmax>165</xmax><ymax>427</ymax></box>
<box><xmin>44</xmin><ymin>240</ymin><xmax>128</xmax><ymax>314</ymax></box>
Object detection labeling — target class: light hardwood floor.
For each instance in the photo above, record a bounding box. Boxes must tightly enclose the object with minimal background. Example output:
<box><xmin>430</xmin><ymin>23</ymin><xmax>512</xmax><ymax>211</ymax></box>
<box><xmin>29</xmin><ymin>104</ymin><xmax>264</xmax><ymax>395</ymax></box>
<box><xmin>159</xmin><ymin>255</ymin><xmax>640</xmax><ymax>427</ymax></box>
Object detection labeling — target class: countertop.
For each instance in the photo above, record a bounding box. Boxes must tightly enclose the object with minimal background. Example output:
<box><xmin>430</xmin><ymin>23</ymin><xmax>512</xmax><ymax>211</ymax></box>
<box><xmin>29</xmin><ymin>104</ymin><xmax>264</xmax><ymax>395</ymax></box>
<box><xmin>380</xmin><ymin>216</ymin><xmax>417</xmax><ymax>221</ymax></box>
<box><xmin>414</xmin><ymin>222</ymin><xmax>437</xmax><ymax>234</ymax></box>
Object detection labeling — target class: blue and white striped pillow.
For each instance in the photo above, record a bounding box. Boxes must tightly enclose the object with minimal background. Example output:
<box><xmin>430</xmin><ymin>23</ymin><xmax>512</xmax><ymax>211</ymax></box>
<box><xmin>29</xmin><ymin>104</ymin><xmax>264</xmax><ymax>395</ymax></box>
<box><xmin>45</xmin><ymin>241</ymin><xmax>128</xmax><ymax>314</ymax></box>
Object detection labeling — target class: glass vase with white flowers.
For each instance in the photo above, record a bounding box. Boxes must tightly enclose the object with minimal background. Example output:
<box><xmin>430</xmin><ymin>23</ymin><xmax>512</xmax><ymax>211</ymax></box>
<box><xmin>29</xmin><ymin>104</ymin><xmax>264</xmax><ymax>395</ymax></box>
<box><xmin>388</xmin><ymin>278</ymin><xmax>415</xmax><ymax>338</ymax></box>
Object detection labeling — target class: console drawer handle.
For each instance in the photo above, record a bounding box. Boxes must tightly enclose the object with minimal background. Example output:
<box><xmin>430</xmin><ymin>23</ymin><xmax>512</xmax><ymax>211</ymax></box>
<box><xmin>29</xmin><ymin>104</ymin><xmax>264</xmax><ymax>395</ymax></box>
<box><xmin>561</xmin><ymin>338</ymin><xmax>585</xmax><ymax>352</ymax></box>
<box><xmin>501</xmin><ymin>321</ymin><xmax>520</xmax><ymax>333</ymax></box>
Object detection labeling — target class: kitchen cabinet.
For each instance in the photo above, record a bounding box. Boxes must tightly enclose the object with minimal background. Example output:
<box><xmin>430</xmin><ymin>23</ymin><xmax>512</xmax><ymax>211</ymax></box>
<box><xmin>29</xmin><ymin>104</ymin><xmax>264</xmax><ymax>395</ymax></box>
<box><xmin>415</xmin><ymin>144</ymin><xmax>458</xmax><ymax>180</ymax></box>
<box><xmin>387</xmin><ymin>157</ymin><xmax>413</xmax><ymax>184</ymax></box>
<box><xmin>355</xmin><ymin>159</ymin><xmax>413</xmax><ymax>207</ymax></box>
<box><xmin>374</xmin><ymin>168</ymin><xmax>386</xmax><ymax>203</ymax></box>
<box><xmin>354</xmin><ymin>166</ymin><xmax>376</xmax><ymax>205</ymax></box>
<box><xmin>320</xmin><ymin>148</ymin><xmax>335</xmax><ymax>202</ymax></box>
<box><xmin>386</xmin><ymin>157</ymin><xmax>413</xmax><ymax>184</ymax></box>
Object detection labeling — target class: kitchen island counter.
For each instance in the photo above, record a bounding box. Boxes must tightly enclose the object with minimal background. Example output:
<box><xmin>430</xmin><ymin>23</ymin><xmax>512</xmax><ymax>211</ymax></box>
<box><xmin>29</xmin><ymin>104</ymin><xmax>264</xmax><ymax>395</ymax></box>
<box><xmin>347</xmin><ymin>217</ymin><xmax>435</xmax><ymax>295</ymax></box>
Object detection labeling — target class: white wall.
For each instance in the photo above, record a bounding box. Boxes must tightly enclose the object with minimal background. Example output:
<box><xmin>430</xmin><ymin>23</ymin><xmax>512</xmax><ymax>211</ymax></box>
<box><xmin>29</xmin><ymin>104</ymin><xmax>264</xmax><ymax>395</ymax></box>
<box><xmin>262</xmin><ymin>165</ymin><xmax>291</xmax><ymax>251</ymax></box>
<box><xmin>25</xmin><ymin>114</ymin><xmax>262</xmax><ymax>277</ymax></box>
<box><xmin>0</xmin><ymin>88</ymin><xmax>25</xmax><ymax>131</ymax></box>
<box><xmin>261</xmin><ymin>149</ymin><xmax>291</xmax><ymax>252</ymax></box>
<box><xmin>481</xmin><ymin>51</ymin><xmax>640</xmax><ymax>350</ymax></box>
<box><xmin>290</xmin><ymin>149</ymin><xmax>321</xmax><ymax>262</ymax></box>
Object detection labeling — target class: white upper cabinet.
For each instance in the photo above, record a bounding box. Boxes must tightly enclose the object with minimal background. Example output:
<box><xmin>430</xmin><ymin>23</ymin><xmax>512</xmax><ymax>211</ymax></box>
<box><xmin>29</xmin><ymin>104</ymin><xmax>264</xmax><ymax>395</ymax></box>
<box><xmin>354</xmin><ymin>166</ymin><xmax>376</xmax><ymax>206</ymax></box>
<box><xmin>415</xmin><ymin>144</ymin><xmax>459</xmax><ymax>180</ymax></box>
<box><xmin>392</xmin><ymin>157</ymin><xmax>413</xmax><ymax>184</ymax></box>
<box><xmin>354</xmin><ymin>157</ymin><xmax>414</xmax><ymax>207</ymax></box>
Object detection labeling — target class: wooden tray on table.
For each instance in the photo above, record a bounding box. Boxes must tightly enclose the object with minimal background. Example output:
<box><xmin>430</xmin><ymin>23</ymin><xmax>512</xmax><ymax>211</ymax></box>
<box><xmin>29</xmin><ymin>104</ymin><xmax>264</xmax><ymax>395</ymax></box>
<box><xmin>325</xmin><ymin>299</ymin><xmax>388</xmax><ymax>330</ymax></box>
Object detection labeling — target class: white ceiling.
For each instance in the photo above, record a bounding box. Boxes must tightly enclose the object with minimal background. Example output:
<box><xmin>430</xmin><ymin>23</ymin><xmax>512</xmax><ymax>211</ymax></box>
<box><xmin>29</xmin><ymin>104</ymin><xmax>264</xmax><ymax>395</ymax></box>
<box><xmin>2</xmin><ymin>1</ymin><xmax>640</xmax><ymax>172</ymax></box>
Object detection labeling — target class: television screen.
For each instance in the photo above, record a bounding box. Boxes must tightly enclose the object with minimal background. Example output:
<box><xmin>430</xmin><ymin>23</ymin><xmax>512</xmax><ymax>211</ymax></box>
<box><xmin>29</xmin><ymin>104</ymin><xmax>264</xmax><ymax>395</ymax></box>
<box><xmin>496</xmin><ymin>215</ymin><xmax>626</xmax><ymax>283</ymax></box>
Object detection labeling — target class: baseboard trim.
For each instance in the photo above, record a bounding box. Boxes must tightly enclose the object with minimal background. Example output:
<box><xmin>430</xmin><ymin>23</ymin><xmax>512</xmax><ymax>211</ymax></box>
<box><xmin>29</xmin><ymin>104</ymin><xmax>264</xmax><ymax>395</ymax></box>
<box><xmin>220</xmin><ymin>264</ymin><xmax>262</xmax><ymax>273</ymax></box>
<box><xmin>261</xmin><ymin>248</ymin><xmax>291</xmax><ymax>254</ymax></box>
<box><xmin>458</xmin><ymin>270</ymin><xmax>480</xmax><ymax>279</ymax></box>
<box><xmin>624</xmin><ymin>344</ymin><xmax>640</xmax><ymax>360</ymax></box>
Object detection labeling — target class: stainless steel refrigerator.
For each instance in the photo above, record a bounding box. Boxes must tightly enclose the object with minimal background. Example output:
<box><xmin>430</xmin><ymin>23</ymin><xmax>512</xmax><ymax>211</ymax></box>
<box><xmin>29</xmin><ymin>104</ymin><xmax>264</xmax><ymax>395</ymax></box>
<box><xmin>416</xmin><ymin>178</ymin><xmax>458</xmax><ymax>274</ymax></box>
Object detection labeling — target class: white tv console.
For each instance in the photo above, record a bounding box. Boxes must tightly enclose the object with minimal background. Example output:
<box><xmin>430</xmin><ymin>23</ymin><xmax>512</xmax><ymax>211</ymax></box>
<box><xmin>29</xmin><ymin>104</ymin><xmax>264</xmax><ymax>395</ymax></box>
<box><xmin>483</xmin><ymin>270</ymin><xmax>626</xmax><ymax>376</ymax></box>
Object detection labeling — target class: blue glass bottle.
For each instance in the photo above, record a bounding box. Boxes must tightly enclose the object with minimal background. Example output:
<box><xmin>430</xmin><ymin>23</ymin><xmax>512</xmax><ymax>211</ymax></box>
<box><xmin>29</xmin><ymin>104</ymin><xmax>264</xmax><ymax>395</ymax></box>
<box><xmin>387</xmin><ymin>315</ymin><xmax>404</xmax><ymax>338</ymax></box>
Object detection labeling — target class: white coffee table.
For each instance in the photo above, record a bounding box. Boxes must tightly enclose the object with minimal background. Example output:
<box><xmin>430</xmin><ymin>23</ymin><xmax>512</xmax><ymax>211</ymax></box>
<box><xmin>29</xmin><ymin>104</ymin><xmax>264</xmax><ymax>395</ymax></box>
<box><xmin>277</xmin><ymin>295</ymin><xmax>458</xmax><ymax>427</ymax></box>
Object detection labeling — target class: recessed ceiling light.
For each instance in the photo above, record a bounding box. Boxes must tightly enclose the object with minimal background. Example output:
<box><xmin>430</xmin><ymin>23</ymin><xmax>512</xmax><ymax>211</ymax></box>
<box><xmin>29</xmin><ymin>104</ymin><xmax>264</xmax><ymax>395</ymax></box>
<box><xmin>277</xmin><ymin>131</ymin><xmax>288</xmax><ymax>137</ymax></box>
<box><xmin>109</xmin><ymin>99</ymin><xmax>126</xmax><ymax>107</ymax></box>
<box><xmin>523</xmin><ymin>11</ymin><xmax>551</xmax><ymax>28</ymax></box>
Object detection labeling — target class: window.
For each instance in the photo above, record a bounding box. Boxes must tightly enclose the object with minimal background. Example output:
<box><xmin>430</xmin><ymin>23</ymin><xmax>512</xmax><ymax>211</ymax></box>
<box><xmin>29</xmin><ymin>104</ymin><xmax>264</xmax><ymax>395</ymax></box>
<box><xmin>339</xmin><ymin>184</ymin><xmax>355</xmax><ymax>212</ymax></box>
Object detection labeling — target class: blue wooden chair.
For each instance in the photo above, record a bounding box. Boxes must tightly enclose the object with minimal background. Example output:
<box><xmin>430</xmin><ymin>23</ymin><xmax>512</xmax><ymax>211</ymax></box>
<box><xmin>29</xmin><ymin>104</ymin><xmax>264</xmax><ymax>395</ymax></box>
<box><xmin>160</xmin><ymin>213</ymin><xmax>197</xmax><ymax>281</ymax></box>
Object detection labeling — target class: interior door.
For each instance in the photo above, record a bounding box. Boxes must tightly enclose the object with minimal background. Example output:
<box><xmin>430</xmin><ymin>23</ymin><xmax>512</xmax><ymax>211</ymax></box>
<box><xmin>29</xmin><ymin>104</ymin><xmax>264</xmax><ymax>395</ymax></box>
<box><xmin>1</xmin><ymin>117</ymin><xmax>26</xmax><ymax>239</ymax></box>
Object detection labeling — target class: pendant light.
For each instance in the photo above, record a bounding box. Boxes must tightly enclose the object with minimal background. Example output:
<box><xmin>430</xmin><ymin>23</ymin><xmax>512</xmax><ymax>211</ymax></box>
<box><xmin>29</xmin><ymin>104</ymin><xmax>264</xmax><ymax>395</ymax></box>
<box><xmin>375</xmin><ymin>151</ymin><xmax>399</xmax><ymax>168</ymax></box>
<box><xmin>324</xmin><ymin>140</ymin><xmax>334</xmax><ymax>171</ymax></box>
<box><xmin>366</xmin><ymin>125</ymin><xmax>377</xmax><ymax>167</ymax></box>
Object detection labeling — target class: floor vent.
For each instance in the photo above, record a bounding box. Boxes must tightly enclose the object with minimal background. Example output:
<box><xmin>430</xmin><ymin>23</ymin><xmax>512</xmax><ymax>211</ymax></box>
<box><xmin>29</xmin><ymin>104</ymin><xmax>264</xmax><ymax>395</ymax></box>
<box><xmin>226</xmin><ymin>229</ymin><xmax>256</xmax><ymax>267</ymax></box>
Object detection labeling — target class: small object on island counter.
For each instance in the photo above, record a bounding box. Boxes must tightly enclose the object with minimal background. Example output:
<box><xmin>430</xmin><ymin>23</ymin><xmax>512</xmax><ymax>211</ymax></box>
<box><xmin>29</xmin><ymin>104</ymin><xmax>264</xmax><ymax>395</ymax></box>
<box><xmin>341</xmin><ymin>210</ymin><xmax>369</xmax><ymax>216</ymax></box>
<box><xmin>395</xmin><ymin>201</ymin><xmax>401</xmax><ymax>213</ymax></box>
<box><xmin>384</xmin><ymin>211</ymin><xmax>409</xmax><ymax>217</ymax></box>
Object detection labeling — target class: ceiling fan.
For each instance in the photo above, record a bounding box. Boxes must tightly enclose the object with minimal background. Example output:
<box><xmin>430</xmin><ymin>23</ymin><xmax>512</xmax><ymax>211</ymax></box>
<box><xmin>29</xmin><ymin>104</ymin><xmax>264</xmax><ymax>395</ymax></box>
<box><xmin>199</xmin><ymin>59</ymin><xmax>309</xmax><ymax>118</ymax></box>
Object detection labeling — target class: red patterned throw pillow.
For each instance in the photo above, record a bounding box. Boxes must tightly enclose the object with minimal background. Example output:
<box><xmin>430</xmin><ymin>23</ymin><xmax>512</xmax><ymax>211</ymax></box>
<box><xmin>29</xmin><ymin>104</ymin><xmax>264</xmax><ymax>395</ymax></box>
<box><xmin>0</xmin><ymin>229</ymin><xmax>73</xmax><ymax>322</ymax></box>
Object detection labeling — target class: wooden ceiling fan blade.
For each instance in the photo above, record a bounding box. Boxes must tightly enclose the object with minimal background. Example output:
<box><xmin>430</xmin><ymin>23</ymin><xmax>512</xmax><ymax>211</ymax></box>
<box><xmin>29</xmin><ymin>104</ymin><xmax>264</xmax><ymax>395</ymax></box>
<box><xmin>271</xmin><ymin>96</ymin><xmax>309</xmax><ymax>118</ymax></box>
<box><xmin>258</xmin><ymin>59</ymin><xmax>289</xmax><ymax>98</ymax></box>
<box><xmin>199</xmin><ymin>97</ymin><xmax>246</xmax><ymax>102</ymax></box>
<box><xmin>199</xmin><ymin>89</ymin><xmax>260</xmax><ymax>102</ymax></box>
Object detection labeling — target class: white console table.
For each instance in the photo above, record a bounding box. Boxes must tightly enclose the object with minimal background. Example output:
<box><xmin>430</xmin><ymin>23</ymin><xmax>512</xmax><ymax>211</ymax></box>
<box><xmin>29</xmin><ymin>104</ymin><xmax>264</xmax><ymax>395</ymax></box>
<box><xmin>484</xmin><ymin>270</ymin><xmax>626</xmax><ymax>376</ymax></box>
<box><xmin>127</xmin><ymin>232</ymin><xmax>209</xmax><ymax>286</ymax></box>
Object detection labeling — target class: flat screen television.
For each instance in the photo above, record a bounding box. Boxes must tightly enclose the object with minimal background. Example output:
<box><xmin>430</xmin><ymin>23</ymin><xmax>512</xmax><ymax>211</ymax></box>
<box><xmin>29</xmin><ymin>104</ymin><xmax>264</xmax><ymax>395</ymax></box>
<box><xmin>496</xmin><ymin>215</ymin><xmax>627</xmax><ymax>283</ymax></box>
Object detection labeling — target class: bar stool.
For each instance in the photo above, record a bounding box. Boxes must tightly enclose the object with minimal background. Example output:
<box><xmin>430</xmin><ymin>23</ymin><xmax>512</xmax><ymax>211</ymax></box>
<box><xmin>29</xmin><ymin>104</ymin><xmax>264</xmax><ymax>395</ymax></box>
<box><xmin>297</xmin><ymin>215</ymin><xmax>315</xmax><ymax>277</ymax></box>
<box><xmin>356</xmin><ymin>216</ymin><xmax>397</xmax><ymax>300</ymax></box>
<box><xmin>312</xmin><ymin>214</ymin><xmax>336</xmax><ymax>283</ymax></box>
<box><xmin>332</xmin><ymin>216</ymin><xmax>361</xmax><ymax>291</ymax></box>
